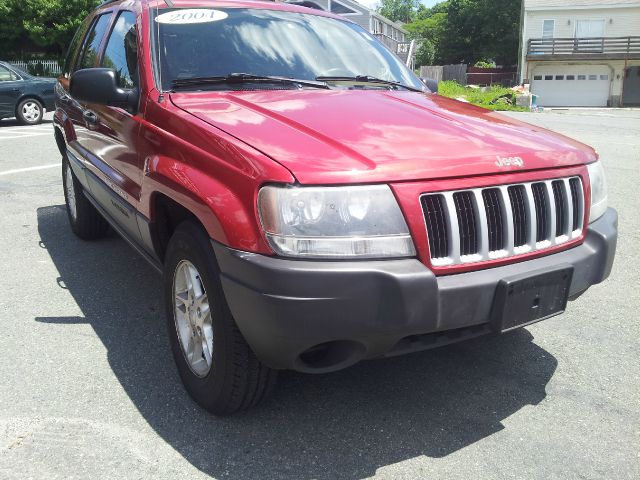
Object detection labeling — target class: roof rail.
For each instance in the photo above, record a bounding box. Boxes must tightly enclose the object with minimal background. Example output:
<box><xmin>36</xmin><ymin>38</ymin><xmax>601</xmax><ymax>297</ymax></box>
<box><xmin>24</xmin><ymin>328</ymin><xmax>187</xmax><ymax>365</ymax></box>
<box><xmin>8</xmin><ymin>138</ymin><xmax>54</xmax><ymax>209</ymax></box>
<box><xmin>283</xmin><ymin>0</ymin><xmax>325</xmax><ymax>10</ymax></box>
<box><xmin>97</xmin><ymin>0</ymin><xmax>174</xmax><ymax>7</ymax></box>
<box><xmin>98</xmin><ymin>0</ymin><xmax>121</xmax><ymax>7</ymax></box>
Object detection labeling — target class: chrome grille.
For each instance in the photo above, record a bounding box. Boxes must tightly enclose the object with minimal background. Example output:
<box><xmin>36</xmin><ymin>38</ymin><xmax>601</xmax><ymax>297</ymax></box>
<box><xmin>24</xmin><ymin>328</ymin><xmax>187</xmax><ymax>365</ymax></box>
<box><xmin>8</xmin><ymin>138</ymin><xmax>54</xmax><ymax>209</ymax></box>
<box><xmin>421</xmin><ymin>176</ymin><xmax>584</xmax><ymax>266</ymax></box>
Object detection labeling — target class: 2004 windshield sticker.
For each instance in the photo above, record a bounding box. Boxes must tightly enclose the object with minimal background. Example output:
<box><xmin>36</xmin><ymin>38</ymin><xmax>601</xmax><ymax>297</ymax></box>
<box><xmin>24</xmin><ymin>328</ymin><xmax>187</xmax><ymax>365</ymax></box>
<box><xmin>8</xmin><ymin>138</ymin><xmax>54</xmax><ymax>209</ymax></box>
<box><xmin>156</xmin><ymin>9</ymin><xmax>228</xmax><ymax>24</ymax></box>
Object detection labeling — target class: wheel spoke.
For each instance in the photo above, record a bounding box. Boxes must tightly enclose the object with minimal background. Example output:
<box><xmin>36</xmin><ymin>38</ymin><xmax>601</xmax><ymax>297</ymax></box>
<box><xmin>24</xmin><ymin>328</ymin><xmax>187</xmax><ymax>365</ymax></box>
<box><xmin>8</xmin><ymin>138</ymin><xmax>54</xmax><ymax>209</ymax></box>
<box><xmin>190</xmin><ymin>334</ymin><xmax>204</xmax><ymax>363</ymax></box>
<box><xmin>174</xmin><ymin>290</ymin><xmax>189</xmax><ymax>309</ymax></box>
<box><xmin>187</xmin><ymin>265</ymin><xmax>204</xmax><ymax>298</ymax></box>
<box><xmin>202</xmin><ymin>333</ymin><xmax>213</xmax><ymax>366</ymax></box>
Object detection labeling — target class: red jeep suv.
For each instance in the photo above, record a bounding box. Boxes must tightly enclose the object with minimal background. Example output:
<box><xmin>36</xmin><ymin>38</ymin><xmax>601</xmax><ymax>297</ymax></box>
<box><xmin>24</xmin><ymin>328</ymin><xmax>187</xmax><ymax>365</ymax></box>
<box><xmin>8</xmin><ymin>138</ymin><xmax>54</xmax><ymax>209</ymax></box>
<box><xmin>54</xmin><ymin>0</ymin><xmax>617</xmax><ymax>414</ymax></box>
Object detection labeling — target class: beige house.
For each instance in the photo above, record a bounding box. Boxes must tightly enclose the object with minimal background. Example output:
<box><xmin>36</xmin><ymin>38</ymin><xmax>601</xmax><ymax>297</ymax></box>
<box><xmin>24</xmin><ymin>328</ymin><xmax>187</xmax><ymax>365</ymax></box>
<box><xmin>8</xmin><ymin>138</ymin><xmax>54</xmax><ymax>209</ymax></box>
<box><xmin>518</xmin><ymin>0</ymin><xmax>640</xmax><ymax>106</ymax></box>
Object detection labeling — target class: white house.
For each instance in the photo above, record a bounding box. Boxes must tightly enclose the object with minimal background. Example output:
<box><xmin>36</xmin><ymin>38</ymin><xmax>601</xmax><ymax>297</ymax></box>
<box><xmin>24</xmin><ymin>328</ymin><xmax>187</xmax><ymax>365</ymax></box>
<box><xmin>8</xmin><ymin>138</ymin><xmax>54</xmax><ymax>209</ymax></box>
<box><xmin>518</xmin><ymin>0</ymin><xmax>640</xmax><ymax>107</ymax></box>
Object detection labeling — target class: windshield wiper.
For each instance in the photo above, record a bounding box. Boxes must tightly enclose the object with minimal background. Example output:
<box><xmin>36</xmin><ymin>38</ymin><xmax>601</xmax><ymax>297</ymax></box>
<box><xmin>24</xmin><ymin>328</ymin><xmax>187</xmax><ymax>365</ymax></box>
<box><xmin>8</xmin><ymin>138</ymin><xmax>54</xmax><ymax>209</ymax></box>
<box><xmin>171</xmin><ymin>73</ymin><xmax>330</xmax><ymax>90</ymax></box>
<box><xmin>315</xmin><ymin>75</ymin><xmax>424</xmax><ymax>93</ymax></box>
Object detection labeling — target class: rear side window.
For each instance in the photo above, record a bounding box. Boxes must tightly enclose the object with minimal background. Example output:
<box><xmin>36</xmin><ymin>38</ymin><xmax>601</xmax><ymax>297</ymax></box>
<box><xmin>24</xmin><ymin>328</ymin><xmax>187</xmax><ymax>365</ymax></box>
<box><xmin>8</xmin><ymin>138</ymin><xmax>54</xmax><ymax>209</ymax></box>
<box><xmin>0</xmin><ymin>65</ymin><xmax>18</xmax><ymax>81</ymax></box>
<box><xmin>101</xmin><ymin>11</ymin><xmax>138</xmax><ymax>88</ymax></box>
<box><xmin>63</xmin><ymin>16</ymin><xmax>94</xmax><ymax>76</ymax></box>
<box><xmin>77</xmin><ymin>13</ymin><xmax>113</xmax><ymax>71</ymax></box>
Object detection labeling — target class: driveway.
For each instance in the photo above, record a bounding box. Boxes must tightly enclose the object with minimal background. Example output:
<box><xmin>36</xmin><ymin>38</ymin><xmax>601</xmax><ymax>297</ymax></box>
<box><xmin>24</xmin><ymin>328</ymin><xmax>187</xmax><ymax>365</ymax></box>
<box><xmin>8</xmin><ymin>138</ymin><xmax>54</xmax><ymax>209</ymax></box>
<box><xmin>0</xmin><ymin>109</ymin><xmax>638</xmax><ymax>479</ymax></box>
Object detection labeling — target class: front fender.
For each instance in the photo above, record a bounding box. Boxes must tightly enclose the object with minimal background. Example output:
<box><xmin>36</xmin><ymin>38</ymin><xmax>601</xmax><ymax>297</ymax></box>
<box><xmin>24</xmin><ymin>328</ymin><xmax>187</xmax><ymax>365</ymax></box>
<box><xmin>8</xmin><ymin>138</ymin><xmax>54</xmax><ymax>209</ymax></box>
<box><xmin>141</xmin><ymin>155</ymin><xmax>273</xmax><ymax>254</ymax></box>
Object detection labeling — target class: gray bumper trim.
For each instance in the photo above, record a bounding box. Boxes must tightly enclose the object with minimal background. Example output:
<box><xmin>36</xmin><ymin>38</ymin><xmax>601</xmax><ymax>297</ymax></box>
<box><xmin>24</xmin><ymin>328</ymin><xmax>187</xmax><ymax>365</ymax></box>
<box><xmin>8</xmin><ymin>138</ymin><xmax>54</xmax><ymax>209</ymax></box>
<box><xmin>213</xmin><ymin>208</ymin><xmax>617</xmax><ymax>372</ymax></box>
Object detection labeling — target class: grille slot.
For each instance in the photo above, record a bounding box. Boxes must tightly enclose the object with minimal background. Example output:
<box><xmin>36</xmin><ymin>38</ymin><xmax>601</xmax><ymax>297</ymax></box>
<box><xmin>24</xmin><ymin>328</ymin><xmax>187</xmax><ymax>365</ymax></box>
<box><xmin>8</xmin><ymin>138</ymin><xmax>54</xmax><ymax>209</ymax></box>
<box><xmin>421</xmin><ymin>176</ymin><xmax>584</xmax><ymax>266</ymax></box>
<box><xmin>482</xmin><ymin>188</ymin><xmax>505</xmax><ymax>251</ymax></box>
<box><xmin>552</xmin><ymin>180</ymin><xmax>567</xmax><ymax>237</ymax></box>
<box><xmin>421</xmin><ymin>194</ymin><xmax>449</xmax><ymax>259</ymax></box>
<box><xmin>508</xmin><ymin>185</ymin><xmax>528</xmax><ymax>247</ymax></box>
<box><xmin>453</xmin><ymin>191</ymin><xmax>478</xmax><ymax>256</ymax></box>
<box><xmin>569</xmin><ymin>177</ymin><xmax>583</xmax><ymax>231</ymax></box>
<box><xmin>531</xmin><ymin>183</ymin><xmax>548</xmax><ymax>242</ymax></box>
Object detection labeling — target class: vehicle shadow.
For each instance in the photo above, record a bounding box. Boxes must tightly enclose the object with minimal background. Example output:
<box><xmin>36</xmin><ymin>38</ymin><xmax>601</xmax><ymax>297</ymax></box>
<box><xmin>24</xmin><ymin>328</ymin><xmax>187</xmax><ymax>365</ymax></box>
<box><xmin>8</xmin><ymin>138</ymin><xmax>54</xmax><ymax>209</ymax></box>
<box><xmin>36</xmin><ymin>204</ymin><xmax>558</xmax><ymax>480</ymax></box>
<box><xmin>0</xmin><ymin>118</ymin><xmax>53</xmax><ymax>128</ymax></box>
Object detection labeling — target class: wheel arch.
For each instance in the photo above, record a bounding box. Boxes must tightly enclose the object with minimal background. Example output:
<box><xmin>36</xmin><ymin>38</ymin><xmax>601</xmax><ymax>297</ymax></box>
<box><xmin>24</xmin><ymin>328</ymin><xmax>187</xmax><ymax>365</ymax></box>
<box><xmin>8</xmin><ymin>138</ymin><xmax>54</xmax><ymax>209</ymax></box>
<box><xmin>141</xmin><ymin>155</ymin><xmax>273</xmax><ymax>258</ymax></box>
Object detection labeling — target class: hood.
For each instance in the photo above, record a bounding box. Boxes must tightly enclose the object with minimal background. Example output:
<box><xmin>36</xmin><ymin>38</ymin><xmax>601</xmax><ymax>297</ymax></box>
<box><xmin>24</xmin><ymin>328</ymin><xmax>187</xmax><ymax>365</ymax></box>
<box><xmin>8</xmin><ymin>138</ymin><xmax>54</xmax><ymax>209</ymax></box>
<box><xmin>170</xmin><ymin>90</ymin><xmax>596</xmax><ymax>184</ymax></box>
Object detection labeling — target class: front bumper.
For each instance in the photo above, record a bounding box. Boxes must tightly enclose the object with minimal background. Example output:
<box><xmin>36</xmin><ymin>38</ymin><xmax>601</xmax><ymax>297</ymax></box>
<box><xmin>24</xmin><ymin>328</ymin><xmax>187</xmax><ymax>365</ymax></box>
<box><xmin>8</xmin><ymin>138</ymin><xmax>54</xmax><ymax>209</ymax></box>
<box><xmin>213</xmin><ymin>208</ymin><xmax>617</xmax><ymax>373</ymax></box>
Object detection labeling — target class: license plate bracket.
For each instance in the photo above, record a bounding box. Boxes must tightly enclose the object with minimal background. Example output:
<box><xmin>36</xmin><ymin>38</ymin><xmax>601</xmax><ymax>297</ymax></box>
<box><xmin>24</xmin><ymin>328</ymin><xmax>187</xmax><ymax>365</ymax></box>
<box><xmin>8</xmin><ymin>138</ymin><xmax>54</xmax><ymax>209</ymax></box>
<box><xmin>491</xmin><ymin>265</ymin><xmax>573</xmax><ymax>333</ymax></box>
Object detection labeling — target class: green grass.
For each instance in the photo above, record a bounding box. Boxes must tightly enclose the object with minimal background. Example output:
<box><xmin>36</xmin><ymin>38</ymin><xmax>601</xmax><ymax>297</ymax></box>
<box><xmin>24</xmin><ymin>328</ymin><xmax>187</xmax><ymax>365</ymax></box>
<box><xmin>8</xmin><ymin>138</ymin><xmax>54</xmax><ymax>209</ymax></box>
<box><xmin>438</xmin><ymin>80</ymin><xmax>529</xmax><ymax>112</ymax></box>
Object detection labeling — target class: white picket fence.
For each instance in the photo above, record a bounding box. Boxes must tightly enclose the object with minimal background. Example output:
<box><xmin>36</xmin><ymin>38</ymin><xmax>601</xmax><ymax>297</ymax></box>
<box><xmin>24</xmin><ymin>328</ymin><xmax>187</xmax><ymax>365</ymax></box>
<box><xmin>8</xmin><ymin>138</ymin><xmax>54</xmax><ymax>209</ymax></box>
<box><xmin>8</xmin><ymin>59</ymin><xmax>61</xmax><ymax>75</ymax></box>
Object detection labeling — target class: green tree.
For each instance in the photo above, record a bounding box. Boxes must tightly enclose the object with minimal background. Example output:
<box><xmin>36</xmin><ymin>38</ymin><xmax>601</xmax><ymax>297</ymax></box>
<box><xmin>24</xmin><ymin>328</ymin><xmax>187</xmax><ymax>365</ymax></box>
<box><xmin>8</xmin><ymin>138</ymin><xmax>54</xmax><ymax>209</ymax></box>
<box><xmin>405</xmin><ymin>0</ymin><xmax>520</xmax><ymax>67</ymax></box>
<box><xmin>0</xmin><ymin>0</ymin><xmax>99</xmax><ymax>56</ymax></box>
<box><xmin>377</xmin><ymin>0</ymin><xmax>420</xmax><ymax>24</ymax></box>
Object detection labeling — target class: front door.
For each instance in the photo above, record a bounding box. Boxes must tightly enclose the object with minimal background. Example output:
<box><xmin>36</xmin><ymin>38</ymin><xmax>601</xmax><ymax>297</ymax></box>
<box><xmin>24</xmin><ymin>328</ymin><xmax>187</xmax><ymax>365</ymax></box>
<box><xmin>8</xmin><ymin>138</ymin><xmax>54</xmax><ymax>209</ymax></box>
<box><xmin>69</xmin><ymin>9</ymin><xmax>144</xmax><ymax>242</ymax></box>
<box><xmin>622</xmin><ymin>66</ymin><xmax>640</xmax><ymax>106</ymax></box>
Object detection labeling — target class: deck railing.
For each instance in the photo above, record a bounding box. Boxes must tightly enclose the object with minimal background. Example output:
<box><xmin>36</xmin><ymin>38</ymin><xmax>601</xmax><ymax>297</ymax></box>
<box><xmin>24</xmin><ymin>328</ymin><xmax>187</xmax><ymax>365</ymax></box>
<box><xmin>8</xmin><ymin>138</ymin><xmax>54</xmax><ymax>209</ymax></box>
<box><xmin>527</xmin><ymin>36</ymin><xmax>640</xmax><ymax>56</ymax></box>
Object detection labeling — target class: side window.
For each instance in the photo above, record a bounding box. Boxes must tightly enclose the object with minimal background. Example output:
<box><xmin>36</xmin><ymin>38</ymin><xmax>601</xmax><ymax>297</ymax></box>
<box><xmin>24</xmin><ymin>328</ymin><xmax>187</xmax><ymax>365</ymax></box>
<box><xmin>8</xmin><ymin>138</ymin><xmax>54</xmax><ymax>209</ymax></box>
<box><xmin>77</xmin><ymin>13</ymin><xmax>113</xmax><ymax>71</ymax></box>
<box><xmin>63</xmin><ymin>16</ymin><xmax>94</xmax><ymax>76</ymax></box>
<box><xmin>101</xmin><ymin>11</ymin><xmax>138</xmax><ymax>89</ymax></box>
<box><xmin>0</xmin><ymin>65</ymin><xmax>17</xmax><ymax>81</ymax></box>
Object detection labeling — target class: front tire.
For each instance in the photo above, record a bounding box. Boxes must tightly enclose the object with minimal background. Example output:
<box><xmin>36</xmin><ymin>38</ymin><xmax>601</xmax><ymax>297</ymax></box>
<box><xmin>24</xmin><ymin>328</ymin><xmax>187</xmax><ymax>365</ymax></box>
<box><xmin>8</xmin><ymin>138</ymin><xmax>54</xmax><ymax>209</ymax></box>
<box><xmin>62</xmin><ymin>157</ymin><xmax>109</xmax><ymax>240</ymax></box>
<box><xmin>164</xmin><ymin>221</ymin><xmax>277</xmax><ymax>415</ymax></box>
<box><xmin>16</xmin><ymin>98</ymin><xmax>43</xmax><ymax>125</ymax></box>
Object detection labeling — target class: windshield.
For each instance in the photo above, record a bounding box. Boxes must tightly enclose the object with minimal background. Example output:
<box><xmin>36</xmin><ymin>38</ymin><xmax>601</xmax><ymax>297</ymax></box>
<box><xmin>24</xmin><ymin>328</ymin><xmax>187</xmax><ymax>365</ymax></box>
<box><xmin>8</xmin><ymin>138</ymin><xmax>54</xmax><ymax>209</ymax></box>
<box><xmin>152</xmin><ymin>7</ymin><xmax>423</xmax><ymax>91</ymax></box>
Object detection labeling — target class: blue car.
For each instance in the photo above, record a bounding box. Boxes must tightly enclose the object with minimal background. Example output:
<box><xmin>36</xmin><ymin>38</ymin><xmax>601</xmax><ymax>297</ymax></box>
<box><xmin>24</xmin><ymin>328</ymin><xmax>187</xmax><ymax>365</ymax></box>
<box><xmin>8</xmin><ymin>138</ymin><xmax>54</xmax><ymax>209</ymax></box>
<box><xmin>0</xmin><ymin>61</ymin><xmax>56</xmax><ymax>125</ymax></box>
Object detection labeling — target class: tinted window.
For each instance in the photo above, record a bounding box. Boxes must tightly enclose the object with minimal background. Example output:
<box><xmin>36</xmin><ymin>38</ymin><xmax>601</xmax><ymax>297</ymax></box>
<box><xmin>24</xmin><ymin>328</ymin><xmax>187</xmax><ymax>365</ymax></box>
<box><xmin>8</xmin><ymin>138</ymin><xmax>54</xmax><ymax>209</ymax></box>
<box><xmin>77</xmin><ymin>13</ymin><xmax>113</xmax><ymax>70</ymax></box>
<box><xmin>101</xmin><ymin>11</ymin><xmax>138</xmax><ymax>88</ymax></box>
<box><xmin>153</xmin><ymin>8</ymin><xmax>423</xmax><ymax>91</ymax></box>
<box><xmin>64</xmin><ymin>16</ymin><xmax>94</xmax><ymax>75</ymax></box>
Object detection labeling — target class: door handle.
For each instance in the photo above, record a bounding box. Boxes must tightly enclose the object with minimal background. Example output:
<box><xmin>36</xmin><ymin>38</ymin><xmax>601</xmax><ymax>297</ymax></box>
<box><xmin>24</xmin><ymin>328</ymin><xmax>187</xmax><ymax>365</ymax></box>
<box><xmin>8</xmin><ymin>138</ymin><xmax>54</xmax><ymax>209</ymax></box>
<box><xmin>83</xmin><ymin>110</ymin><xmax>99</xmax><ymax>125</ymax></box>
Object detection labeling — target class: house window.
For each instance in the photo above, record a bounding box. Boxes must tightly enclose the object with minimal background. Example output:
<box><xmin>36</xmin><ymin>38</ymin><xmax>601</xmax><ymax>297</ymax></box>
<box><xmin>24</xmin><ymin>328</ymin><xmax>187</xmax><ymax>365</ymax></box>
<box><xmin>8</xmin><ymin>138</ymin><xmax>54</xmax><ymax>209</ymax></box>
<box><xmin>542</xmin><ymin>20</ymin><xmax>554</xmax><ymax>39</ymax></box>
<box><xmin>555</xmin><ymin>75</ymin><xmax>564</xmax><ymax>80</ymax></box>
<box><xmin>577</xmin><ymin>75</ymin><xmax>586</xmax><ymax>80</ymax></box>
<box><xmin>566</xmin><ymin>75</ymin><xmax>575</xmax><ymax>80</ymax></box>
<box><xmin>589</xmin><ymin>75</ymin><xmax>597</xmax><ymax>80</ymax></box>
<box><xmin>544</xmin><ymin>75</ymin><xmax>553</xmax><ymax>80</ymax></box>
<box><xmin>533</xmin><ymin>75</ymin><xmax>542</xmax><ymax>80</ymax></box>
<box><xmin>576</xmin><ymin>19</ymin><xmax>605</xmax><ymax>38</ymax></box>
<box><xmin>330</xmin><ymin>0</ymin><xmax>359</xmax><ymax>15</ymax></box>
<box><xmin>600</xmin><ymin>74</ymin><xmax>609</xmax><ymax>80</ymax></box>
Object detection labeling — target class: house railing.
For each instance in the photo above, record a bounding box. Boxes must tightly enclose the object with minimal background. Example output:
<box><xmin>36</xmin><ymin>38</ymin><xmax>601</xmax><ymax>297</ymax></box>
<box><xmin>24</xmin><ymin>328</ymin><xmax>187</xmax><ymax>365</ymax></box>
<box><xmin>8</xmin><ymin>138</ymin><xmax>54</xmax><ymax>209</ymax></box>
<box><xmin>373</xmin><ymin>33</ymin><xmax>403</xmax><ymax>53</ymax></box>
<box><xmin>527</xmin><ymin>36</ymin><xmax>640</xmax><ymax>56</ymax></box>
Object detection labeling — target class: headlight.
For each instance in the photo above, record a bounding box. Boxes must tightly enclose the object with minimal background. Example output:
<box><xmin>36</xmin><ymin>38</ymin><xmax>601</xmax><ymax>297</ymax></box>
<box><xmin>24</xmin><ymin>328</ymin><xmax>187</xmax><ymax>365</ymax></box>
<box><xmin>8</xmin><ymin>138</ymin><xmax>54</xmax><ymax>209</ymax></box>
<box><xmin>587</xmin><ymin>161</ymin><xmax>608</xmax><ymax>223</ymax></box>
<box><xmin>258</xmin><ymin>184</ymin><xmax>416</xmax><ymax>258</ymax></box>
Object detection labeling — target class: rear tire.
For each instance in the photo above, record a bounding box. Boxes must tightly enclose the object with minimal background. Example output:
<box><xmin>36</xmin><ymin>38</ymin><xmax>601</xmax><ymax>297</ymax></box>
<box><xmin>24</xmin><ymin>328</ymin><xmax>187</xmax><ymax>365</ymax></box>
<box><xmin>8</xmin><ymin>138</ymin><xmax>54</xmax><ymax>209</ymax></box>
<box><xmin>164</xmin><ymin>221</ymin><xmax>277</xmax><ymax>415</ymax></box>
<box><xmin>62</xmin><ymin>157</ymin><xmax>109</xmax><ymax>240</ymax></box>
<box><xmin>16</xmin><ymin>98</ymin><xmax>43</xmax><ymax>125</ymax></box>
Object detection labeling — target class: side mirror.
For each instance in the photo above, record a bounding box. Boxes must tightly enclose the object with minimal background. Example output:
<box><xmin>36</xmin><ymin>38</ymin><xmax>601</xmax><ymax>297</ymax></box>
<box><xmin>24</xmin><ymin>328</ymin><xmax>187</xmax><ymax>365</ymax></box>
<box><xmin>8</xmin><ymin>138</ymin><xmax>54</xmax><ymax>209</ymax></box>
<box><xmin>70</xmin><ymin>68</ymin><xmax>138</xmax><ymax>112</ymax></box>
<box><xmin>421</xmin><ymin>77</ymin><xmax>439</xmax><ymax>94</ymax></box>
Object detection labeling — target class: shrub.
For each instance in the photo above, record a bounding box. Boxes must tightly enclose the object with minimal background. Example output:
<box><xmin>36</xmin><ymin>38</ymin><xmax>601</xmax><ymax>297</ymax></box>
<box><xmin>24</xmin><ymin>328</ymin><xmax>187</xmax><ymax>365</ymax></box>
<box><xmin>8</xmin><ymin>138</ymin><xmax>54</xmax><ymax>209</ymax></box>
<box><xmin>473</xmin><ymin>60</ymin><xmax>497</xmax><ymax>69</ymax></box>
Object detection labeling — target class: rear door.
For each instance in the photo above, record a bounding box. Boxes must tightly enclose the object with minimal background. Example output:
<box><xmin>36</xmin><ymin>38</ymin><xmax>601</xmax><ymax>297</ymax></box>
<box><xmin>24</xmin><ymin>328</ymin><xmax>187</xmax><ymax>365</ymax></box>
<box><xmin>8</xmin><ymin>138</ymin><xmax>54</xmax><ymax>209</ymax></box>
<box><xmin>0</xmin><ymin>64</ymin><xmax>23</xmax><ymax>117</ymax></box>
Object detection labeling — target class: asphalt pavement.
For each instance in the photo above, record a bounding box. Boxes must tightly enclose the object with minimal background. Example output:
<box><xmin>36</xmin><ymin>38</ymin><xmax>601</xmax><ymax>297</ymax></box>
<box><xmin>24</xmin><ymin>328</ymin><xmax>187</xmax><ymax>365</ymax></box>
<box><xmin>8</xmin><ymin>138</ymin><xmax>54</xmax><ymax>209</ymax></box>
<box><xmin>0</xmin><ymin>109</ymin><xmax>638</xmax><ymax>479</ymax></box>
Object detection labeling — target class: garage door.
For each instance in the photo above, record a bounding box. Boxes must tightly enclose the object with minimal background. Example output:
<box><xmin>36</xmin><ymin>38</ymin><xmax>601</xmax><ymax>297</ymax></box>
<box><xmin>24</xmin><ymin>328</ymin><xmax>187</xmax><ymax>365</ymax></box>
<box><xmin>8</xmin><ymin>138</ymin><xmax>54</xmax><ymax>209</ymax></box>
<box><xmin>531</xmin><ymin>65</ymin><xmax>610</xmax><ymax>107</ymax></box>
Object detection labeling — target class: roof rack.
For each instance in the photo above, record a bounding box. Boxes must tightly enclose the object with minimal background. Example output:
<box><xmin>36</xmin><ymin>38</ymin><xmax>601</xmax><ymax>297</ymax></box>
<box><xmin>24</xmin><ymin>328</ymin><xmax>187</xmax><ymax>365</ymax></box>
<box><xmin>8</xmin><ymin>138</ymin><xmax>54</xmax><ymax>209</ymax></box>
<box><xmin>98</xmin><ymin>0</ymin><xmax>174</xmax><ymax>7</ymax></box>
